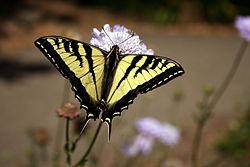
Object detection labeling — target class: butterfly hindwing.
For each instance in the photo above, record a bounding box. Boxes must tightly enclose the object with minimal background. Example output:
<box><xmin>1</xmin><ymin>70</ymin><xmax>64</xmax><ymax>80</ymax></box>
<box><xmin>104</xmin><ymin>54</ymin><xmax>184</xmax><ymax>119</ymax></box>
<box><xmin>34</xmin><ymin>36</ymin><xmax>107</xmax><ymax>113</ymax></box>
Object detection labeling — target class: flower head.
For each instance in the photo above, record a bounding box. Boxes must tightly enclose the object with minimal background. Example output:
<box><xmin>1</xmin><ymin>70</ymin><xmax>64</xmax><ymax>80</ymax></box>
<box><xmin>90</xmin><ymin>24</ymin><xmax>154</xmax><ymax>55</ymax></box>
<box><xmin>57</xmin><ymin>101</ymin><xmax>81</xmax><ymax>119</ymax></box>
<box><xmin>122</xmin><ymin>134</ymin><xmax>154</xmax><ymax>157</ymax></box>
<box><xmin>34</xmin><ymin>128</ymin><xmax>49</xmax><ymax>146</ymax></box>
<box><xmin>235</xmin><ymin>16</ymin><xmax>250</xmax><ymax>41</ymax></box>
<box><xmin>121</xmin><ymin>117</ymin><xmax>180</xmax><ymax>157</ymax></box>
<box><xmin>136</xmin><ymin>117</ymin><xmax>163</xmax><ymax>138</ymax></box>
<box><xmin>137</xmin><ymin>117</ymin><xmax>180</xmax><ymax>146</ymax></box>
<box><xmin>28</xmin><ymin>128</ymin><xmax>50</xmax><ymax>147</ymax></box>
<box><xmin>157</xmin><ymin>123</ymin><xmax>180</xmax><ymax>147</ymax></box>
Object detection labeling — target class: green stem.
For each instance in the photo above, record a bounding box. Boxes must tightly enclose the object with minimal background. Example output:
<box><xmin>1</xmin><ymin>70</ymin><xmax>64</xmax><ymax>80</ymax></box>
<box><xmin>207</xmin><ymin>40</ymin><xmax>248</xmax><ymax>114</ymax></box>
<box><xmin>65</xmin><ymin>118</ymin><xmax>72</xmax><ymax>167</ymax></box>
<box><xmin>191</xmin><ymin>95</ymin><xmax>210</xmax><ymax>167</ymax></box>
<box><xmin>74</xmin><ymin>121</ymin><xmax>103</xmax><ymax>167</ymax></box>
<box><xmin>190</xmin><ymin>119</ymin><xmax>205</xmax><ymax>167</ymax></box>
<box><xmin>190</xmin><ymin>40</ymin><xmax>248</xmax><ymax>167</ymax></box>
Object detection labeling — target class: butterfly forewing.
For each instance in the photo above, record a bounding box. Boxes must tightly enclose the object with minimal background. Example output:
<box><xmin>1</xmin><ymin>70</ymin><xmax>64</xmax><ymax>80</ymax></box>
<box><xmin>107</xmin><ymin>54</ymin><xmax>184</xmax><ymax>115</ymax></box>
<box><xmin>35</xmin><ymin>36</ymin><xmax>106</xmax><ymax>107</ymax></box>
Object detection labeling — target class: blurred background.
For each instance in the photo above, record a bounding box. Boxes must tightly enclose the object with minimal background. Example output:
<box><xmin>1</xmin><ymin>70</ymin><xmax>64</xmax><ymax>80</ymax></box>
<box><xmin>0</xmin><ymin>0</ymin><xmax>250</xmax><ymax>167</ymax></box>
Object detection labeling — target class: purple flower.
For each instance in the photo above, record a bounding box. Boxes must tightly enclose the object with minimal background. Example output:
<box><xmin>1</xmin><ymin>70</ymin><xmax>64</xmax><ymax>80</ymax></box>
<box><xmin>136</xmin><ymin>117</ymin><xmax>163</xmax><ymax>138</ymax></box>
<box><xmin>90</xmin><ymin>24</ymin><xmax>154</xmax><ymax>55</ymax></box>
<box><xmin>157</xmin><ymin>123</ymin><xmax>180</xmax><ymax>147</ymax></box>
<box><xmin>137</xmin><ymin>117</ymin><xmax>180</xmax><ymax>146</ymax></box>
<box><xmin>122</xmin><ymin>134</ymin><xmax>154</xmax><ymax>157</ymax></box>
<box><xmin>122</xmin><ymin>118</ymin><xmax>181</xmax><ymax>157</ymax></box>
<box><xmin>235</xmin><ymin>16</ymin><xmax>250</xmax><ymax>41</ymax></box>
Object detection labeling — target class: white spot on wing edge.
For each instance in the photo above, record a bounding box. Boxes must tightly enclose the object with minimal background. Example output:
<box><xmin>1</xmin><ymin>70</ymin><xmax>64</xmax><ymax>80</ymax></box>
<box><xmin>113</xmin><ymin>112</ymin><xmax>121</xmax><ymax>116</ymax></box>
<box><xmin>121</xmin><ymin>106</ymin><xmax>127</xmax><ymax>110</ymax></box>
<box><xmin>105</xmin><ymin>118</ymin><xmax>111</xmax><ymax>123</ymax></box>
<box><xmin>178</xmin><ymin>70</ymin><xmax>184</xmax><ymax>74</ymax></box>
<box><xmin>88</xmin><ymin>113</ymin><xmax>94</xmax><ymax>117</ymax></box>
<box><xmin>164</xmin><ymin>77</ymin><xmax>169</xmax><ymax>81</ymax></box>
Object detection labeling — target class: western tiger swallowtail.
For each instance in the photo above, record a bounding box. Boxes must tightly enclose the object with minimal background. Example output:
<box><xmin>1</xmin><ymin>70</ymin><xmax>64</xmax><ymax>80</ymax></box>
<box><xmin>35</xmin><ymin>36</ymin><xmax>184</xmax><ymax>138</ymax></box>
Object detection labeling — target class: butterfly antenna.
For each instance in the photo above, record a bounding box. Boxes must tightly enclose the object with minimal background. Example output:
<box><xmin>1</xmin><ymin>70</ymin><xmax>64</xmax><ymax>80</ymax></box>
<box><xmin>102</xmin><ymin>26</ymin><xmax>115</xmax><ymax>46</ymax></box>
<box><xmin>118</xmin><ymin>33</ymin><xmax>135</xmax><ymax>45</ymax></box>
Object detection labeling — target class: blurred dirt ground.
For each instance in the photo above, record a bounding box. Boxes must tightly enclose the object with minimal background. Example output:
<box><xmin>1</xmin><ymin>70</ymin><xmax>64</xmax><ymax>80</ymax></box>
<box><xmin>0</xmin><ymin>0</ymin><xmax>250</xmax><ymax>167</ymax></box>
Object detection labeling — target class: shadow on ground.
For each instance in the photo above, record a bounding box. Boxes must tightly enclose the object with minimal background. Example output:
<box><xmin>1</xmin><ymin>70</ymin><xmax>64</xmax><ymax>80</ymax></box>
<box><xmin>0</xmin><ymin>57</ymin><xmax>53</xmax><ymax>82</ymax></box>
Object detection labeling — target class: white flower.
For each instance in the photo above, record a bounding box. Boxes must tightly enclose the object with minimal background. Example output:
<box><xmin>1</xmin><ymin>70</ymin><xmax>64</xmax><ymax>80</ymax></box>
<box><xmin>90</xmin><ymin>24</ymin><xmax>154</xmax><ymax>55</ymax></box>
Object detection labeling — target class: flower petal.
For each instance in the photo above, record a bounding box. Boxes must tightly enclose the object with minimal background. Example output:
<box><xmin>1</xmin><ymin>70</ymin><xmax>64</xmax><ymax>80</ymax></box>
<box><xmin>89</xmin><ymin>24</ymin><xmax>154</xmax><ymax>54</ymax></box>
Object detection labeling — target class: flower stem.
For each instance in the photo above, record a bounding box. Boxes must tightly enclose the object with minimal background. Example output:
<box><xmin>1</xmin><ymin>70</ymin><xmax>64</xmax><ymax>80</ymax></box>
<box><xmin>190</xmin><ymin>118</ymin><xmax>205</xmax><ymax>167</ymax></box>
<box><xmin>207</xmin><ymin>40</ymin><xmax>248</xmax><ymax>114</ymax></box>
<box><xmin>65</xmin><ymin>118</ymin><xmax>72</xmax><ymax>167</ymax></box>
<box><xmin>74</xmin><ymin>121</ymin><xmax>103</xmax><ymax>167</ymax></box>
<box><xmin>190</xmin><ymin>40</ymin><xmax>248</xmax><ymax>167</ymax></box>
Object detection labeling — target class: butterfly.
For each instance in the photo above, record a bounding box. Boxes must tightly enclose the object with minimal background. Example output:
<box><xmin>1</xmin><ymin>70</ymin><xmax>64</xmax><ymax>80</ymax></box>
<box><xmin>35</xmin><ymin>36</ymin><xmax>184</xmax><ymax>139</ymax></box>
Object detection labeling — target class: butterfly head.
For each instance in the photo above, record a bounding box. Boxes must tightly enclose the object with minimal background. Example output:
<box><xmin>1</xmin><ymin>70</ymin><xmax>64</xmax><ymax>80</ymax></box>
<box><xmin>112</xmin><ymin>44</ymin><xmax>120</xmax><ymax>53</ymax></box>
<box><xmin>112</xmin><ymin>45</ymin><xmax>120</xmax><ymax>52</ymax></box>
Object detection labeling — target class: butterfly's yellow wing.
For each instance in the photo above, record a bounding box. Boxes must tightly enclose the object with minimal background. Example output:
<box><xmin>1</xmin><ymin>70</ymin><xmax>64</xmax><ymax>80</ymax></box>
<box><xmin>101</xmin><ymin>54</ymin><xmax>184</xmax><ymax>123</ymax></box>
<box><xmin>35</xmin><ymin>36</ymin><xmax>108</xmax><ymax>119</ymax></box>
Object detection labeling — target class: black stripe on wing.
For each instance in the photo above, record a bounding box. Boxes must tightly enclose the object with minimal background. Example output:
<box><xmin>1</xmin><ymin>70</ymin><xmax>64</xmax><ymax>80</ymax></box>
<box><xmin>34</xmin><ymin>37</ymin><xmax>102</xmax><ymax>119</ymax></box>
<box><xmin>84</xmin><ymin>44</ymin><xmax>100</xmax><ymax>100</ymax></box>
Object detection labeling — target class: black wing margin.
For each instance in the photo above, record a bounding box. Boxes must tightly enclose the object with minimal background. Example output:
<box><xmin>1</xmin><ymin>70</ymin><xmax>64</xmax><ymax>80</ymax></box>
<box><xmin>34</xmin><ymin>36</ymin><xmax>107</xmax><ymax>119</ymax></box>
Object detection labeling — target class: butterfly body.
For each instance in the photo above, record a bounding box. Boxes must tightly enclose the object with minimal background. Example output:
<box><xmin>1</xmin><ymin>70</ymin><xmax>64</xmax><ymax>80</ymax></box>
<box><xmin>101</xmin><ymin>45</ymin><xmax>119</xmax><ymax>100</ymax></box>
<box><xmin>35</xmin><ymin>36</ymin><xmax>184</xmax><ymax>137</ymax></box>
